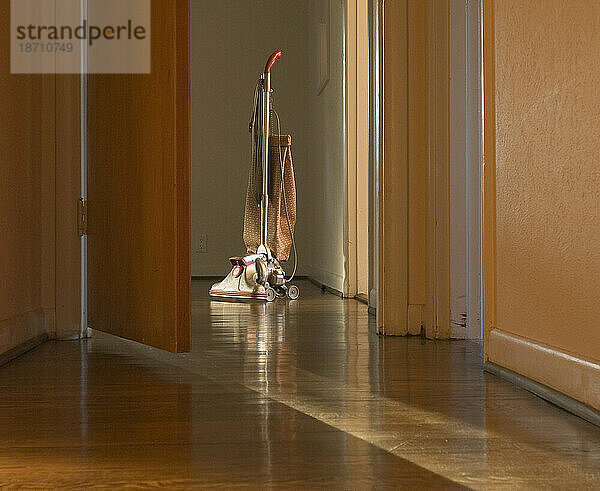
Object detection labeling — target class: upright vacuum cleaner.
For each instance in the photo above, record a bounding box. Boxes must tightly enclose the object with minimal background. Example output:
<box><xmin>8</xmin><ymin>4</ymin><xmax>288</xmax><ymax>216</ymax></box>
<box><xmin>209</xmin><ymin>50</ymin><xmax>300</xmax><ymax>302</ymax></box>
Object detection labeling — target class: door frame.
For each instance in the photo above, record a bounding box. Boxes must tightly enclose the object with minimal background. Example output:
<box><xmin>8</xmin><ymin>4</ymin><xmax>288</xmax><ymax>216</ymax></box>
<box><xmin>481</xmin><ymin>0</ymin><xmax>495</xmax><ymax>357</ymax></box>
<box><xmin>76</xmin><ymin>0</ymin><xmax>483</xmax><ymax>344</ymax></box>
<box><xmin>345</xmin><ymin>0</ymin><xmax>372</xmax><ymax>301</ymax></box>
<box><xmin>74</xmin><ymin>0</ymin><xmax>487</xmax><ymax>346</ymax></box>
<box><xmin>376</xmin><ymin>0</ymin><xmax>484</xmax><ymax>339</ymax></box>
<box><xmin>376</xmin><ymin>0</ymin><xmax>453</xmax><ymax>337</ymax></box>
<box><xmin>78</xmin><ymin>1</ymin><xmax>371</xmax><ymax>343</ymax></box>
<box><xmin>465</xmin><ymin>0</ymin><xmax>483</xmax><ymax>340</ymax></box>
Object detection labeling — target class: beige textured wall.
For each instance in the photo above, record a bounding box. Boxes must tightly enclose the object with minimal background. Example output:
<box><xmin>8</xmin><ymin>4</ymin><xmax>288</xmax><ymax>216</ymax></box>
<box><xmin>0</xmin><ymin>76</ymin><xmax>43</xmax><ymax>323</ymax></box>
<box><xmin>0</xmin><ymin>0</ymin><xmax>50</xmax><ymax>349</ymax></box>
<box><xmin>0</xmin><ymin>0</ymin><xmax>79</xmax><ymax>346</ymax></box>
<box><xmin>494</xmin><ymin>0</ymin><xmax>600</xmax><ymax>363</ymax></box>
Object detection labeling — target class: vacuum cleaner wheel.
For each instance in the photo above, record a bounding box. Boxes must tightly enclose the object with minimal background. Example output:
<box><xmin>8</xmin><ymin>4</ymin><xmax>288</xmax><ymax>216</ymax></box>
<box><xmin>266</xmin><ymin>287</ymin><xmax>277</xmax><ymax>302</ymax></box>
<box><xmin>286</xmin><ymin>285</ymin><xmax>300</xmax><ymax>300</ymax></box>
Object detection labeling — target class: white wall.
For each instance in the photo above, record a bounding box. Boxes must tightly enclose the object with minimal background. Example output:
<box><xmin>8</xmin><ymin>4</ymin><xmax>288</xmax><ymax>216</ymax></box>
<box><xmin>190</xmin><ymin>0</ymin><xmax>309</xmax><ymax>276</ymax></box>
<box><xmin>191</xmin><ymin>0</ymin><xmax>348</xmax><ymax>295</ymax></box>
<box><xmin>449</xmin><ymin>0</ymin><xmax>468</xmax><ymax>337</ymax></box>
<box><xmin>449</xmin><ymin>0</ymin><xmax>481</xmax><ymax>339</ymax></box>
<box><xmin>298</xmin><ymin>0</ymin><xmax>347</xmax><ymax>293</ymax></box>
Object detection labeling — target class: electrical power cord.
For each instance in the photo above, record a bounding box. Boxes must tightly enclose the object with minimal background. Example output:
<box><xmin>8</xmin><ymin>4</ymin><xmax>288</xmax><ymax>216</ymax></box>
<box><xmin>272</xmin><ymin>107</ymin><xmax>298</xmax><ymax>283</ymax></box>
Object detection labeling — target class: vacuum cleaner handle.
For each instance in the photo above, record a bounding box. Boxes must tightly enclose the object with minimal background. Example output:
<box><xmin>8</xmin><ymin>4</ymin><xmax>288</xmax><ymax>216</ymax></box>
<box><xmin>265</xmin><ymin>50</ymin><xmax>282</xmax><ymax>74</ymax></box>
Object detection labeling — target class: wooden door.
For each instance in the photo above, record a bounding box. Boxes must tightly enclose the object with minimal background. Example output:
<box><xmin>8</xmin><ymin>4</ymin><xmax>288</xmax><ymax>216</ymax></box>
<box><xmin>87</xmin><ymin>0</ymin><xmax>190</xmax><ymax>352</ymax></box>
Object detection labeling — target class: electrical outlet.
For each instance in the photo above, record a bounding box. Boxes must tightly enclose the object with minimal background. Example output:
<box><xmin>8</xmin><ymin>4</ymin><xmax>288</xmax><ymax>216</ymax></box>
<box><xmin>196</xmin><ymin>233</ymin><xmax>207</xmax><ymax>253</ymax></box>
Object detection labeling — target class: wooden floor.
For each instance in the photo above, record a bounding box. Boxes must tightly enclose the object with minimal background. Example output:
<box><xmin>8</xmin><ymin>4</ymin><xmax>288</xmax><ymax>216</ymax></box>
<box><xmin>1</xmin><ymin>280</ymin><xmax>599</xmax><ymax>489</ymax></box>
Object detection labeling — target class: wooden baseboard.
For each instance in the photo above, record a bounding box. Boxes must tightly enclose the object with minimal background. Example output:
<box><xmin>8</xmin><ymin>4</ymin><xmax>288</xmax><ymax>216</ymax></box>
<box><xmin>0</xmin><ymin>333</ymin><xmax>48</xmax><ymax>368</ymax></box>
<box><xmin>488</xmin><ymin>328</ymin><xmax>600</xmax><ymax>413</ymax></box>
<box><xmin>307</xmin><ymin>277</ymin><xmax>345</xmax><ymax>298</ymax></box>
<box><xmin>355</xmin><ymin>293</ymin><xmax>369</xmax><ymax>305</ymax></box>
<box><xmin>0</xmin><ymin>309</ymin><xmax>48</xmax><ymax>367</ymax></box>
<box><xmin>303</xmin><ymin>266</ymin><xmax>345</xmax><ymax>295</ymax></box>
<box><xmin>484</xmin><ymin>361</ymin><xmax>600</xmax><ymax>428</ymax></box>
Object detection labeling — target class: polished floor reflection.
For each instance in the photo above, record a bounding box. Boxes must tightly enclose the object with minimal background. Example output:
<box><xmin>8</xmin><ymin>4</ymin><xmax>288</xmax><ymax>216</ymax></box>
<box><xmin>0</xmin><ymin>280</ymin><xmax>599</xmax><ymax>488</ymax></box>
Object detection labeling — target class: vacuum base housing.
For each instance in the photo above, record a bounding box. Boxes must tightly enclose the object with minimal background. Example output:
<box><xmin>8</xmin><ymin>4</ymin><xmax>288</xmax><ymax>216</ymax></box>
<box><xmin>209</xmin><ymin>255</ymin><xmax>268</xmax><ymax>300</ymax></box>
<box><xmin>209</xmin><ymin>254</ymin><xmax>299</xmax><ymax>302</ymax></box>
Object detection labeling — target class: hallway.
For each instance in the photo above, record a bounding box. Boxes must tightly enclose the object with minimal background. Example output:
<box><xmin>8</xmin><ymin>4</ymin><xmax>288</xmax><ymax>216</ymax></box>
<box><xmin>1</xmin><ymin>280</ymin><xmax>599</xmax><ymax>488</ymax></box>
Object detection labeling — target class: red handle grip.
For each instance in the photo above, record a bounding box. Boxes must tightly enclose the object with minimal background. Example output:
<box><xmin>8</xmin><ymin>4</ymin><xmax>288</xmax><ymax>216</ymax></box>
<box><xmin>265</xmin><ymin>50</ymin><xmax>282</xmax><ymax>74</ymax></box>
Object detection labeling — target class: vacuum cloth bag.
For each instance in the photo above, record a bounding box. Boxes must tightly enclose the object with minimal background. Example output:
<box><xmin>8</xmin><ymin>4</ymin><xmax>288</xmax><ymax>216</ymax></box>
<box><xmin>243</xmin><ymin>134</ymin><xmax>296</xmax><ymax>261</ymax></box>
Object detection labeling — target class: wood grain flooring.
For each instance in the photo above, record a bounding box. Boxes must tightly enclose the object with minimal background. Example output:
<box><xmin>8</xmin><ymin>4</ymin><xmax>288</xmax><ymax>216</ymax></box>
<box><xmin>0</xmin><ymin>280</ymin><xmax>599</xmax><ymax>488</ymax></box>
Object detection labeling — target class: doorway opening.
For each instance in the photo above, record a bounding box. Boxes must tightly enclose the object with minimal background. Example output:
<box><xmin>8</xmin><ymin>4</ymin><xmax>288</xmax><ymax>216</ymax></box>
<box><xmin>81</xmin><ymin>0</ymin><xmax>374</xmax><ymax>353</ymax></box>
<box><xmin>376</xmin><ymin>0</ymin><xmax>483</xmax><ymax>339</ymax></box>
<box><xmin>190</xmin><ymin>1</ymin><xmax>373</xmax><ymax>305</ymax></box>
<box><xmin>81</xmin><ymin>0</ymin><xmax>483</xmax><ymax>351</ymax></box>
